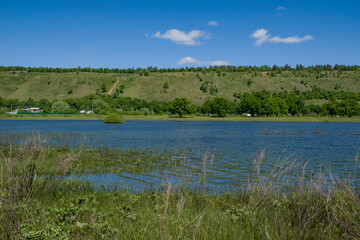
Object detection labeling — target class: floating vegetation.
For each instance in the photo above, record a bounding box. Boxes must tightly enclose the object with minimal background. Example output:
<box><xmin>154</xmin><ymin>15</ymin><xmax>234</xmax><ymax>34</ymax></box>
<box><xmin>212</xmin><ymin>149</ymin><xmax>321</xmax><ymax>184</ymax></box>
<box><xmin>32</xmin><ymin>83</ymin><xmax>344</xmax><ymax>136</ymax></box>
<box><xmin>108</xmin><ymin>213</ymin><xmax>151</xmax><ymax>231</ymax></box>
<box><xmin>103</xmin><ymin>113</ymin><xmax>124</xmax><ymax>124</ymax></box>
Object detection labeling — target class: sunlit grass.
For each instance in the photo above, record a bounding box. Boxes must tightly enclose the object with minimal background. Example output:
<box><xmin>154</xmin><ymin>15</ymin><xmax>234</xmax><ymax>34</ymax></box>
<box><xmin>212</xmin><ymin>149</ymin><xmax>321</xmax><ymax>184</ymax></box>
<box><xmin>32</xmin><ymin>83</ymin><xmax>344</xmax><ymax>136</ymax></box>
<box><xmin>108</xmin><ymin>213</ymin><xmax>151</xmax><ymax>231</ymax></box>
<box><xmin>0</xmin><ymin>137</ymin><xmax>359</xmax><ymax>238</ymax></box>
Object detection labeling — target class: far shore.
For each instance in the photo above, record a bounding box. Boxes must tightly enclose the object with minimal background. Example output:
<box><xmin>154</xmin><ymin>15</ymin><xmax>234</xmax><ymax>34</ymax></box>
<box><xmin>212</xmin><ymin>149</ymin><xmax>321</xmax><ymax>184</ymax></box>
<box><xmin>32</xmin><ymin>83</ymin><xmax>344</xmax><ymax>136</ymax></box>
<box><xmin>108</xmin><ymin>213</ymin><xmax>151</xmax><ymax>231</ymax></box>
<box><xmin>1</xmin><ymin>114</ymin><xmax>360</xmax><ymax>122</ymax></box>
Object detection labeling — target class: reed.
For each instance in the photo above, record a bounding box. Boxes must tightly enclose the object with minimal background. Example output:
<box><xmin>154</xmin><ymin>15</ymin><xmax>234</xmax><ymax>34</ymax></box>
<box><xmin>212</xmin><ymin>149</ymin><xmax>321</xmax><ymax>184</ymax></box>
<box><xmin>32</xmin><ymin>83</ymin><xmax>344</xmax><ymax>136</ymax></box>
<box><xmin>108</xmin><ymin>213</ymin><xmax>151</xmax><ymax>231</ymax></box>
<box><xmin>0</xmin><ymin>138</ymin><xmax>359</xmax><ymax>239</ymax></box>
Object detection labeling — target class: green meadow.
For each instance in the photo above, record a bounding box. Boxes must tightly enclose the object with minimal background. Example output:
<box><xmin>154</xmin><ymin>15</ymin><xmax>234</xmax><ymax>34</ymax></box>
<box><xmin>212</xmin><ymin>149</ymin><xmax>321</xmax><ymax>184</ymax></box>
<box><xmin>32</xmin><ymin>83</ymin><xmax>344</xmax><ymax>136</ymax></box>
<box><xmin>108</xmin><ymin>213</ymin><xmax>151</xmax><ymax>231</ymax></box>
<box><xmin>1</xmin><ymin>70</ymin><xmax>360</xmax><ymax>105</ymax></box>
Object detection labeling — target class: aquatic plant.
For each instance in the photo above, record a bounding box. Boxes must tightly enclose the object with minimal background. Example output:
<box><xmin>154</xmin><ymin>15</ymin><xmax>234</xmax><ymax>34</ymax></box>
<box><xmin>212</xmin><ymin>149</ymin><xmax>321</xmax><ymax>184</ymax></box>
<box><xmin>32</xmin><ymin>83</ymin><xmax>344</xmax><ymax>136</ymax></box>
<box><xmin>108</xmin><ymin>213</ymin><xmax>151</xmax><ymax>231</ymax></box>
<box><xmin>0</xmin><ymin>137</ymin><xmax>359</xmax><ymax>239</ymax></box>
<box><xmin>103</xmin><ymin>113</ymin><xmax>124</xmax><ymax>124</ymax></box>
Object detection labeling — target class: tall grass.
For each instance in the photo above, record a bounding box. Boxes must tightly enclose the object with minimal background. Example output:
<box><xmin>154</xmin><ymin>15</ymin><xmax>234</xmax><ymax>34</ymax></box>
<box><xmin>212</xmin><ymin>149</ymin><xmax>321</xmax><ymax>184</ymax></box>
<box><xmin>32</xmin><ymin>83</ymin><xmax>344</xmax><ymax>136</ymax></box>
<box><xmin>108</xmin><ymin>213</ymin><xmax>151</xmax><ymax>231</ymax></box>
<box><xmin>0</xmin><ymin>136</ymin><xmax>76</xmax><ymax>238</ymax></box>
<box><xmin>0</xmin><ymin>138</ymin><xmax>359</xmax><ymax>239</ymax></box>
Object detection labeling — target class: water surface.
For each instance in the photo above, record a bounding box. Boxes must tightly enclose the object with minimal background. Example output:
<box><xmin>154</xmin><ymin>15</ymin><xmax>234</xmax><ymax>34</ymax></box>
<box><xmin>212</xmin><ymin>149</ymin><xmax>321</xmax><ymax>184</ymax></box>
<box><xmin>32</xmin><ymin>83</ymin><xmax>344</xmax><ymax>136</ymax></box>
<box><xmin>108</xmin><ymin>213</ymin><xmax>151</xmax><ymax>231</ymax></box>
<box><xmin>1</xmin><ymin>120</ymin><xmax>359</xmax><ymax>191</ymax></box>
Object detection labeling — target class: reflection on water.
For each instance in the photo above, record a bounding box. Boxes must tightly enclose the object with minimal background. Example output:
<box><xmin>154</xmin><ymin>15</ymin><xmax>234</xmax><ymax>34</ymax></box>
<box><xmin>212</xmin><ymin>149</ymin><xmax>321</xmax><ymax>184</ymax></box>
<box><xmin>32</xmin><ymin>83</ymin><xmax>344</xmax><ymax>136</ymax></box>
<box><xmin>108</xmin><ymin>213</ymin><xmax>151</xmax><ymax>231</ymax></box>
<box><xmin>1</xmin><ymin>120</ymin><xmax>359</xmax><ymax>191</ymax></box>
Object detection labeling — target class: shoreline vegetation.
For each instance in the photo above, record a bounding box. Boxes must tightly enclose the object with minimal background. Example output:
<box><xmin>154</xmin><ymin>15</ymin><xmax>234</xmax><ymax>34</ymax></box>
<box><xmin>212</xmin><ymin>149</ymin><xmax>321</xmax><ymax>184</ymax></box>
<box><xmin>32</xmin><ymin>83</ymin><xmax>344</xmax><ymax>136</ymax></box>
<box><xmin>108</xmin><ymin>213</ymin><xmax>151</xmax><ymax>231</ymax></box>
<box><xmin>2</xmin><ymin>66</ymin><xmax>360</xmax><ymax>121</ymax></box>
<box><xmin>0</xmin><ymin>138</ymin><xmax>359</xmax><ymax>238</ymax></box>
<box><xmin>1</xmin><ymin>65</ymin><xmax>360</xmax><ymax>237</ymax></box>
<box><xmin>2</xmin><ymin>113</ymin><xmax>360</xmax><ymax>122</ymax></box>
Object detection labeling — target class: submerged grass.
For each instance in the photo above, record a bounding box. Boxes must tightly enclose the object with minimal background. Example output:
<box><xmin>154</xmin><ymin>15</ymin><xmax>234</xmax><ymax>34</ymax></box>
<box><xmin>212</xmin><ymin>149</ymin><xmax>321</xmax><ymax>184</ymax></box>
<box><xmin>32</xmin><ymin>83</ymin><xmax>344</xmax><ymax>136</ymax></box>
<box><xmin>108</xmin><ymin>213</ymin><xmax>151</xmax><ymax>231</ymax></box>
<box><xmin>0</xmin><ymin>137</ymin><xmax>359</xmax><ymax>239</ymax></box>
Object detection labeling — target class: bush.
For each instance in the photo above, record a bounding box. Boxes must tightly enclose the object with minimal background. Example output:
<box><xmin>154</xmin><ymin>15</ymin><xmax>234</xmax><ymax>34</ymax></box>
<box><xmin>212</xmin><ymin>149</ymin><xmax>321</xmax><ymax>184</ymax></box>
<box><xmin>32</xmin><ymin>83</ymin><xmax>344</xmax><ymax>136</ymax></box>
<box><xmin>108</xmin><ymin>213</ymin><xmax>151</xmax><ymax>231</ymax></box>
<box><xmin>93</xmin><ymin>99</ymin><xmax>109</xmax><ymax>114</ymax></box>
<box><xmin>140</xmin><ymin>108</ymin><xmax>150</xmax><ymax>115</ymax></box>
<box><xmin>0</xmin><ymin>107</ymin><xmax>7</xmax><ymax>114</ymax></box>
<box><xmin>52</xmin><ymin>101</ymin><xmax>70</xmax><ymax>110</ymax></box>
<box><xmin>103</xmin><ymin>114</ymin><xmax>124</xmax><ymax>124</ymax></box>
<box><xmin>169</xmin><ymin>98</ymin><xmax>191</xmax><ymax>118</ymax></box>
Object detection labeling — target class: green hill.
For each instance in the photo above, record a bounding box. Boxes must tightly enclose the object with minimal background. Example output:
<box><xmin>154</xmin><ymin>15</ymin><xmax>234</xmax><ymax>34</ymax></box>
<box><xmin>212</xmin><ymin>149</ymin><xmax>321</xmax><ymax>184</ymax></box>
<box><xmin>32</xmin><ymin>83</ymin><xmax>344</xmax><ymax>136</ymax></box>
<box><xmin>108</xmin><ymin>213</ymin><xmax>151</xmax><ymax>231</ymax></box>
<box><xmin>1</xmin><ymin>70</ymin><xmax>360</xmax><ymax>105</ymax></box>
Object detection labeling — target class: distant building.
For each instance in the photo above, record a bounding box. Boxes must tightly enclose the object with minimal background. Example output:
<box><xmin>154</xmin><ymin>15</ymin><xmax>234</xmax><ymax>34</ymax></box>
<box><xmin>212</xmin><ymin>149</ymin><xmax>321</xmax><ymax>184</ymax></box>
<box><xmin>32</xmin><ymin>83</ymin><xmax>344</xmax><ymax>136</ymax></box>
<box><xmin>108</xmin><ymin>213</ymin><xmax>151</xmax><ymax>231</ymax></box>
<box><xmin>6</xmin><ymin>111</ymin><xmax>18</xmax><ymax>115</ymax></box>
<box><xmin>80</xmin><ymin>110</ymin><xmax>86</xmax><ymax>114</ymax></box>
<box><xmin>30</xmin><ymin>107</ymin><xmax>42</xmax><ymax>113</ymax></box>
<box><xmin>21</xmin><ymin>107</ymin><xmax>42</xmax><ymax>113</ymax></box>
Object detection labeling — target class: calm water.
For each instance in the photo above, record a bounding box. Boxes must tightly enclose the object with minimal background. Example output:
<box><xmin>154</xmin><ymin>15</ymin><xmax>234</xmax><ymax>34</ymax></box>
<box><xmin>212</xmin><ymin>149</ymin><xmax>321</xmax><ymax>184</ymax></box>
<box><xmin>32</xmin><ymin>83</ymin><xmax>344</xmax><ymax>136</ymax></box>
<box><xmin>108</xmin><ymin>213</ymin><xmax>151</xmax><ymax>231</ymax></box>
<box><xmin>1</xmin><ymin>120</ymin><xmax>360</xmax><ymax>191</ymax></box>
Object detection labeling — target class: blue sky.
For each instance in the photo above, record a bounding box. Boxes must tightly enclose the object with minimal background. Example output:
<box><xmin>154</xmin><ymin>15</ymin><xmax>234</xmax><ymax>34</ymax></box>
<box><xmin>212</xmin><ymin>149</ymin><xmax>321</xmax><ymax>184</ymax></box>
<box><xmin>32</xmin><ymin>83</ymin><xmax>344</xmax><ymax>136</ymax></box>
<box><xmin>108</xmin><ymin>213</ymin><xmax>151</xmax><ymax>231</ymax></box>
<box><xmin>1</xmin><ymin>0</ymin><xmax>359</xmax><ymax>68</ymax></box>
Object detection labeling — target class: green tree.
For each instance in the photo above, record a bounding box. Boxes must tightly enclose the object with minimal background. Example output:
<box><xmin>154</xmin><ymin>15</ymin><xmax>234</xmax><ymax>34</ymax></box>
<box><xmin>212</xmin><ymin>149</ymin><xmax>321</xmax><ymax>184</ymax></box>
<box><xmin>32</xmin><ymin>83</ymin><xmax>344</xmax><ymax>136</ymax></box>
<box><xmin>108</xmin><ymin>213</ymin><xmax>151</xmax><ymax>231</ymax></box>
<box><xmin>200</xmin><ymin>82</ymin><xmax>209</xmax><ymax>93</ymax></box>
<box><xmin>93</xmin><ymin>99</ymin><xmax>109</xmax><ymax>114</ymax></box>
<box><xmin>286</xmin><ymin>91</ymin><xmax>304</xmax><ymax>115</ymax></box>
<box><xmin>240</xmin><ymin>93</ymin><xmax>261</xmax><ymax>115</ymax></box>
<box><xmin>210</xmin><ymin>97</ymin><xmax>233</xmax><ymax>117</ymax></box>
<box><xmin>52</xmin><ymin>101</ymin><xmax>70</xmax><ymax>110</ymax></box>
<box><xmin>169</xmin><ymin>98</ymin><xmax>191</xmax><ymax>118</ymax></box>
<box><xmin>163</xmin><ymin>82</ymin><xmax>169</xmax><ymax>91</ymax></box>
<box><xmin>101</xmin><ymin>83</ymin><xmax>107</xmax><ymax>93</ymax></box>
<box><xmin>201</xmin><ymin>99</ymin><xmax>213</xmax><ymax>116</ymax></box>
<box><xmin>209</xmin><ymin>84</ymin><xmax>218</xmax><ymax>96</ymax></box>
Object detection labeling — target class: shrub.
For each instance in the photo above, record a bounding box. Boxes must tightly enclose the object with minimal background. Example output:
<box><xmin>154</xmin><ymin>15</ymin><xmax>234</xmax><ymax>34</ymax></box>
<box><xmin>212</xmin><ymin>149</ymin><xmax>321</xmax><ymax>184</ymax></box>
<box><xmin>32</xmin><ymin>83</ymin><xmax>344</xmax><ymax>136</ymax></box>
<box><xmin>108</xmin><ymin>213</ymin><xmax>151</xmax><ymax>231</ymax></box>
<box><xmin>103</xmin><ymin>114</ymin><xmax>124</xmax><ymax>124</ymax></box>
<box><xmin>52</xmin><ymin>101</ymin><xmax>70</xmax><ymax>110</ymax></box>
<box><xmin>93</xmin><ymin>99</ymin><xmax>109</xmax><ymax>114</ymax></box>
<box><xmin>140</xmin><ymin>108</ymin><xmax>150</xmax><ymax>115</ymax></box>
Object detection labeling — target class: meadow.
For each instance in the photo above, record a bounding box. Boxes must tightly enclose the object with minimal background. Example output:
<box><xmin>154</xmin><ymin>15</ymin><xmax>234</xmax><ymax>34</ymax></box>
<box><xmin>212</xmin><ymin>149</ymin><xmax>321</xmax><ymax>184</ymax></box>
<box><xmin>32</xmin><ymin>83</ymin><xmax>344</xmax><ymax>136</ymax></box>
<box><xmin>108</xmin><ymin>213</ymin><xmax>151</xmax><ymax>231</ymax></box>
<box><xmin>1</xmin><ymin>70</ymin><xmax>360</xmax><ymax>105</ymax></box>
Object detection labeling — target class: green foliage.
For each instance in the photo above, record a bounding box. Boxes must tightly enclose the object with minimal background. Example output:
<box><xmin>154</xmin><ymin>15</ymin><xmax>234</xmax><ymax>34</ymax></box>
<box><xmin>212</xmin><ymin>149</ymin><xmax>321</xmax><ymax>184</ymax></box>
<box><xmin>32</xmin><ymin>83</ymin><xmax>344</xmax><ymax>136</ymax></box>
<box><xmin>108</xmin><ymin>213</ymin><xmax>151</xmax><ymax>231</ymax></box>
<box><xmin>101</xmin><ymin>83</ymin><xmax>107</xmax><ymax>93</ymax></box>
<box><xmin>103</xmin><ymin>113</ymin><xmax>124</xmax><ymax>124</ymax></box>
<box><xmin>200</xmin><ymin>80</ymin><xmax>218</xmax><ymax>95</ymax></box>
<box><xmin>2</xmin><ymin>64</ymin><xmax>359</xmax><ymax>74</ymax></box>
<box><xmin>200</xmin><ymin>99</ymin><xmax>213</xmax><ymax>116</ymax></box>
<box><xmin>92</xmin><ymin>99</ymin><xmax>109</xmax><ymax>114</ymax></box>
<box><xmin>52</xmin><ymin>100</ymin><xmax>70</xmax><ymax>110</ymax></box>
<box><xmin>1</xmin><ymin>140</ymin><xmax>360</xmax><ymax>239</ymax></box>
<box><xmin>163</xmin><ymin>82</ymin><xmax>169</xmax><ymax>90</ymax></box>
<box><xmin>1</xmin><ymin>67</ymin><xmax>360</xmax><ymax>117</ymax></box>
<box><xmin>200</xmin><ymin>98</ymin><xmax>234</xmax><ymax>117</ymax></box>
<box><xmin>234</xmin><ymin>91</ymin><xmax>305</xmax><ymax>116</ymax></box>
<box><xmin>1</xmin><ymin>67</ymin><xmax>360</xmax><ymax>106</ymax></box>
<box><xmin>334</xmin><ymin>83</ymin><xmax>342</xmax><ymax>90</ymax></box>
<box><xmin>116</xmin><ymin>84</ymin><xmax>125</xmax><ymax>94</ymax></box>
<box><xmin>140</xmin><ymin>108</ymin><xmax>150</xmax><ymax>115</ymax></box>
<box><xmin>0</xmin><ymin>106</ymin><xmax>8</xmax><ymax>114</ymax></box>
<box><xmin>323</xmin><ymin>98</ymin><xmax>360</xmax><ymax>116</ymax></box>
<box><xmin>247</xmin><ymin>79</ymin><xmax>253</xmax><ymax>87</ymax></box>
<box><xmin>200</xmin><ymin>82</ymin><xmax>208</xmax><ymax>93</ymax></box>
<box><xmin>210</xmin><ymin>97</ymin><xmax>233</xmax><ymax>117</ymax></box>
<box><xmin>169</xmin><ymin>97</ymin><xmax>191</xmax><ymax>118</ymax></box>
<box><xmin>209</xmin><ymin>84</ymin><xmax>218</xmax><ymax>96</ymax></box>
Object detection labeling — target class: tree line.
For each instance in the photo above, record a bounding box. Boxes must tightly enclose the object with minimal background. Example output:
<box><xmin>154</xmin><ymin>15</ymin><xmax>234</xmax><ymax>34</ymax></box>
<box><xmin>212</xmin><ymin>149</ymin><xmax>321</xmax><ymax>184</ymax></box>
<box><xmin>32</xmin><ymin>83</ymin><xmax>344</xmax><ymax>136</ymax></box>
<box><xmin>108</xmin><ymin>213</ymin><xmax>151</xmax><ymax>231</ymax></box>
<box><xmin>1</xmin><ymin>64</ymin><xmax>359</xmax><ymax>74</ymax></box>
<box><xmin>1</xmin><ymin>90</ymin><xmax>360</xmax><ymax>117</ymax></box>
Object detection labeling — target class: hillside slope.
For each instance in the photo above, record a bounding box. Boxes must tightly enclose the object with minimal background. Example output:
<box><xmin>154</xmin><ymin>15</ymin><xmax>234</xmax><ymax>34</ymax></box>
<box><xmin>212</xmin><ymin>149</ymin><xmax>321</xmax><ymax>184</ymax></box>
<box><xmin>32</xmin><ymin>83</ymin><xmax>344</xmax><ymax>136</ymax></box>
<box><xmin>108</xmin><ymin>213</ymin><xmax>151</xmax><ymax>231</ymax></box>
<box><xmin>1</xmin><ymin>71</ymin><xmax>359</xmax><ymax>104</ymax></box>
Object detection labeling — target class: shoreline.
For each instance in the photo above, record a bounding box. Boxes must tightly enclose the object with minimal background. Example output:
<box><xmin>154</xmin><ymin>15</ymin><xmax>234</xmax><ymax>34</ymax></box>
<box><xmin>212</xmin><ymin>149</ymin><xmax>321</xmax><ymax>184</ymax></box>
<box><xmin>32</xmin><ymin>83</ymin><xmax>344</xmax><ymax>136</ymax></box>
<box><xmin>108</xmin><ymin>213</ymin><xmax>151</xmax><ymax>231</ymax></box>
<box><xmin>1</xmin><ymin>114</ymin><xmax>360</xmax><ymax>122</ymax></box>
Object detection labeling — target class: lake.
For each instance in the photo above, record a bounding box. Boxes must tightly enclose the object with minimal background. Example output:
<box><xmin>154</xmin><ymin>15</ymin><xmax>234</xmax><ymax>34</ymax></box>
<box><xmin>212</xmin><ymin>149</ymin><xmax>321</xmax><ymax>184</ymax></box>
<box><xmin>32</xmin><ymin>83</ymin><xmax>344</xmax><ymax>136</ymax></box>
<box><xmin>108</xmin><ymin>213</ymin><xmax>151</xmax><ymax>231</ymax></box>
<box><xmin>1</xmin><ymin>120</ymin><xmax>359</xmax><ymax>192</ymax></box>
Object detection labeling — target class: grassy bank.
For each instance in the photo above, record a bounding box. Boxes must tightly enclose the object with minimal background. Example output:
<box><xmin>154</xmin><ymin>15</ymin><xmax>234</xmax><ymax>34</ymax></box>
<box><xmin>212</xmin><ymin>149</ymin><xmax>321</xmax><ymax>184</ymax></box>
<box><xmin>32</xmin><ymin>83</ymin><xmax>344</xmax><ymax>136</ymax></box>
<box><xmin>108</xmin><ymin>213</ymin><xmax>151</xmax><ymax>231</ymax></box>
<box><xmin>2</xmin><ymin>113</ymin><xmax>360</xmax><ymax>122</ymax></box>
<box><xmin>0</xmin><ymin>139</ymin><xmax>359</xmax><ymax>239</ymax></box>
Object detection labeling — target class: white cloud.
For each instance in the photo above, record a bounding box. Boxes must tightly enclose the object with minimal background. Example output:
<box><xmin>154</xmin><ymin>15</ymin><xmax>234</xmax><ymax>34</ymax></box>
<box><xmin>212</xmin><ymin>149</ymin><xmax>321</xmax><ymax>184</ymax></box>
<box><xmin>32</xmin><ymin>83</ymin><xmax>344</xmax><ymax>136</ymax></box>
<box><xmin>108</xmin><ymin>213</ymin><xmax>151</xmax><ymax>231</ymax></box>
<box><xmin>270</xmin><ymin>35</ymin><xmax>314</xmax><ymax>44</ymax></box>
<box><xmin>207</xmin><ymin>21</ymin><xmax>218</xmax><ymax>26</ymax></box>
<box><xmin>276</xmin><ymin>6</ymin><xmax>286</xmax><ymax>10</ymax></box>
<box><xmin>251</xmin><ymin>29</ymin><xmax>314</xmax><ymax>46</ymax></box>
<box><xmin>251</xmin><ymin>29</ymin><xmax>270</xmax><ymax>46</ymax></box>
<box><xmin>152</xmin><ymin>29</ymin><xmax>209</xmax><ymax>45</ymax></box>
<box><xmin>178</xmin><ymin>56</ymin><xmax>230</xmax><ymax>66</ymax></box>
